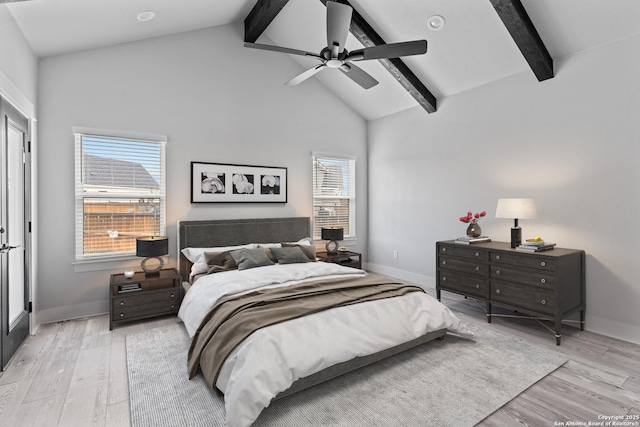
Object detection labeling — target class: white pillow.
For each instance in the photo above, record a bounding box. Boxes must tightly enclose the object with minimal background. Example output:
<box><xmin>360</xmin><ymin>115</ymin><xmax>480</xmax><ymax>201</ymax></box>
<box><xmin>182</xmin><ymin>244</ymin><xmax>255</xmax><ymax>277</ymax></box>
<box><xmin>256</xmin><ymin>243</ymin><xmax>282</xmax><ymax>248</ymax></box>
<box><xmin>293</xmin><ymin>237</ymin><xmax>312</xmax><ymax>246</ymax></box>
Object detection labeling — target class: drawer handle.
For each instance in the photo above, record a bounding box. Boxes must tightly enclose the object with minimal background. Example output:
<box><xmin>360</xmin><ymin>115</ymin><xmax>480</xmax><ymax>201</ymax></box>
<box><xmin>442</xmin><ymin>260</ymin><xmax>447</xmax><ymax>265</ymax></box>
<box><xmin>541</xmin><ymin>299</ymin><xmax>546</xmax><ymax>305</ymax></box>
<box><xmin>496</xmin><ymin>289</ymin><xmax>501</xmax><ymax>294</ymax></box>
<box><xmin>475</xmin><ymin>252</ymin><xmax>479</xmax><ymax>257</ymax></box>
<box><xmin>170</xmin><ymin>305</ymin><xmax>175</xmax><ymax>309</ymax></box>
<box><xmin>540</xmin><ymin>278</ymin><xmax>546</xmax><ymax>284</ymax></box>
<box><xmin>442</xmin><ymin>248</ymin><xmax>447</xmax><ymax>252</ymax></box>
<box><xmin>475</xmin><ymin>284</ymin><xmax>480</xmax><ymax>289</ymax></box>
<box><xmin>540</xmin><ymin>261</ymin><xmax>546</xmax><ymax>267</ymax></box>
<box><xmin>495</xmin><ymin>270</ymin><xmax>501</xmax><ymax>275</ymax></box>
<box><xmin>170</xmin><ymin>294</ymin><xmax>175</xmax><ymax>298</ymax></box>
<box><xmin>120</xmin><ymin>313</ymin><xmax>124</xmax><ymax>317</ymax></box>
<box><xmin>120</xmin><ymin>301</ymin><xmax>124</xmax><ymax>306</ymax></box>
<box><xmin>495</xmin><ymin>255</ymin><xmax>500</xmax><ymax>260</ymax></box>
<box><xmin>475</xmin><ymin>266</ymin><xmax>480</xmax><ymax>271</ymax></box>
<box><xmin>442</xmin><ymin>277</ymin><xmax>447</xmax><ymax>281</ymax></box>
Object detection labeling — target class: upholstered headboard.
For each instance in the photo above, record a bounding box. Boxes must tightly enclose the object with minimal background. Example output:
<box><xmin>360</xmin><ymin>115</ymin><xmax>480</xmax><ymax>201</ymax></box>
<box><xmin>177</xmin><ymin>217</ymin><xmax>311</xmax><ymax>282</ymax></box>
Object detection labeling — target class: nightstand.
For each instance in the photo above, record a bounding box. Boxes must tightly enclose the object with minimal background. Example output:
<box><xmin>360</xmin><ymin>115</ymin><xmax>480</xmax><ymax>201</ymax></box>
<box><xmin>316</xmin><ymin>251</ymin><xmax>362</xmax><ymax>269</ymax></box>
<box><xmin>110</xmin><ymin>268</ymin><xmax>182</xmax><ymax>330</ymax></box>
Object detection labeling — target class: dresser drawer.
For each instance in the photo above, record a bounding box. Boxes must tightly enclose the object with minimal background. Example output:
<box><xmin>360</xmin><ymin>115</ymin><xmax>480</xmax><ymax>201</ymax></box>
<box><xmin>438</xmin><ymin>244</ymin><xmax>487</xmax><ymax>261</ymax></box>
<box><xmin>490</xmin><ymin>265</ymin><xmax>555</xmax><ymax>289</ymax></box>
<box><xmin>438</xmin><ymin>270</ymin><xmax>487</xmax><ymax>298</ymax></box>
<box><xmin>490</xmin><ymin>251</ymin><xmax>556</xmax><ymax>271</ymax></box>
<box><xmin>439</xmin><ymin>256</ymin><xmax>487</xmax><ymax>276</ymax></box>
<box><xmin>491</xmin><ymin>280</ymin><xmax>555</xmax><ymax>315</ymax></box>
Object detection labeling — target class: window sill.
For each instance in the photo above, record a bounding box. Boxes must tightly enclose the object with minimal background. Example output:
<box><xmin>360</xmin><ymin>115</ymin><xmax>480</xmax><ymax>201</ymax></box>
<box><xmin>73</xmin><ymin>255</ymin><xmax>142</xmax><ymax>273</ymax></box>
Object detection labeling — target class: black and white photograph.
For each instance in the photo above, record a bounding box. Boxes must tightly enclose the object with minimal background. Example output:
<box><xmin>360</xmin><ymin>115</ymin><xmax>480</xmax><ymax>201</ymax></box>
<box><xmin>260</xmin><ymin>174</ymin><xmax>281</xmax><ymax>195</ymax></box>
<box><xmin>191</xmin><ymin>162</ymin><xmax>287</xmax><ymax>203</ymax></box>
<box><xmin>200</xmin><ymin>172</ymin><xmax>225</xmax><ymax>194</ymax></box>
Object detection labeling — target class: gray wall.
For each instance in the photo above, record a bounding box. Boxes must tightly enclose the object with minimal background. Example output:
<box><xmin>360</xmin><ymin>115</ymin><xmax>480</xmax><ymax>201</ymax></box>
<box><xmin>0</xmin><ymin>7</ymin><xmax>37</xmax><ymax>105</ymax></box>
<box><xmin>36</xmin><ymin>23</ymin><xmax>368</xmax><ymax>324</ymax></box>
<box><xmin>367</xmin><ymin>34</ymin><xmax>640</xmax><ymax>344</ymax></box>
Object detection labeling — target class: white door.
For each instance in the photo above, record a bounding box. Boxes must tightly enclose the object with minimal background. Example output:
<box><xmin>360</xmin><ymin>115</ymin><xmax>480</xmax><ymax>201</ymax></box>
<box><xmin>1</xmin><ymin>96</ymin><xmax>30</xmax><ymax>370</ymax></box>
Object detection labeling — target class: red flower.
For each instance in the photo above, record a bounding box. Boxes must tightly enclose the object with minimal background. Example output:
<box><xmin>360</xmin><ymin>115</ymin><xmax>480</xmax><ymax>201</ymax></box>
<box><xmin>459</xmin><ymin>210</ymin><xmax>486</xmax><ymax>224</ymax></box>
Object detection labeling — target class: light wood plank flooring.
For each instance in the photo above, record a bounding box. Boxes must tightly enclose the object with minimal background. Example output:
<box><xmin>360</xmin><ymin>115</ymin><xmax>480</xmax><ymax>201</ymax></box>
<box><xmin>0</xmin><ymin>291</ymin><xmax>638</xmax><ymax>426</ymax></box>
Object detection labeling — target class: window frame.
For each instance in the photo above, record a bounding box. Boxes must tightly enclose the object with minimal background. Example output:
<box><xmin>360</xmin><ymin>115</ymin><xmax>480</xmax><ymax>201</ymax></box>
<box><xmin>73</xmin><ymin>127</ymin><xmax>167</xmax><ymax>261</ymax></box>
<box><xmin>312</xmin><ymin>152</ymin><xmax>356</xmax><ymax>241</ymax></box>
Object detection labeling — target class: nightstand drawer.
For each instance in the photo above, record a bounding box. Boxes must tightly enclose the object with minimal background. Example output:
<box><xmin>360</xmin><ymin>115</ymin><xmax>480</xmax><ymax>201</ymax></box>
<box><xmin>113</xmin><ymin>288</ymin><xmax>180</xmax><ymax>308</ymax></box>
<box><xmin>491</xmin><ymin>265</ymin><xmax>555</xmax><ymax>289</ymax></box>
<box><xmin>491</xmin><ymin>280</ymin><xmax>555</xmax><ymax>315</ymax></box>
<box><xmin>113</xmin><ymin>300</ymin><xmax>180</xmax><ymax>321</ymax></box>
<box><xmin>490</xmin><ymin>251</ymin><xmax>557</xmax><ymax>271</ymax></box>
<box><xmin>439</xmin><ymin>270</ymin><xmax>487</xmax><ymax>298</ymax></box>
<box><xmin>439</xmin><ymin>256</ymin><xmax>486</xmax><ymax>275</ymax></box>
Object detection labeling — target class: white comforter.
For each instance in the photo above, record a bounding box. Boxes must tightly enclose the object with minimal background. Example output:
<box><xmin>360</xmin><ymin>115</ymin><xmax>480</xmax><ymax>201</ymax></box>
<box><xmin>178</xmin><ymin>262</ymin><xmax>470</xmax><ymax>427</ymax></box>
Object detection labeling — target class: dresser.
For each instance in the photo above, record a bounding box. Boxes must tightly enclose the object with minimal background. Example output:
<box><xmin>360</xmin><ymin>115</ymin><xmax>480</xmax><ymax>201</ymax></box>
<box><xmin>436</xmin><ymin>241</ymin><xmax>585</xmax><ymax>345</ymax></box>
<box><xmin>110</xmin><ymin>268</ymin><xmax>182</xmax><ymax>330</ymax></box>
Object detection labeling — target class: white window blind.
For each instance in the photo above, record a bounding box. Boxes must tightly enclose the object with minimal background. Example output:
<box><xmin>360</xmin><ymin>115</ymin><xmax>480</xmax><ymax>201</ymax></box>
<box><xmin>312</xmin><ymin>154</ymin><xmax>356</xmax><ymax>240</ymax></box>
<box><xmin>74</xmin><ymin>130</ymin><xmax>166</xmax><ymax>260</ymax></box>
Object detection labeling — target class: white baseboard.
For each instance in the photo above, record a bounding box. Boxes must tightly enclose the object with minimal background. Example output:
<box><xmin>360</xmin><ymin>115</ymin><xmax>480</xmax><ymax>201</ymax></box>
<box><xmin>366</xmin><ymin>262</ymin><xmax>436</xmax><ymax>291</ymax></box>
<box><xmin>36</xmin><ymin>300</ymin><xmax>109</xmax><ymax>326</ymax></box>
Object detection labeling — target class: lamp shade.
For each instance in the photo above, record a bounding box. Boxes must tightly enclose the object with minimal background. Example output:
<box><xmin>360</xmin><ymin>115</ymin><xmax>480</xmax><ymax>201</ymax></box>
<box><xmin>495</xmin><ymin>198</ymin><xmax>537</xmax><ymax>219</ymax></box>
<box><xmin>136</xmin><ymin>236</ymin><xmax>169</xmax><ymax>257</ymax></box>
<box><xmin>321</xmin><ymin>227</ymin><xmax>344</xmax><ymax>241</ymax></box>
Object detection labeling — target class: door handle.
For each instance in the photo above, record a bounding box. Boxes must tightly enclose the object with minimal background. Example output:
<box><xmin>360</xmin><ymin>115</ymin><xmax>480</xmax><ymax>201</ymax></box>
<box><xmin>0</xmin><ymin>244</ymin><xmax>20</xmax><ymax>253</ymax></box>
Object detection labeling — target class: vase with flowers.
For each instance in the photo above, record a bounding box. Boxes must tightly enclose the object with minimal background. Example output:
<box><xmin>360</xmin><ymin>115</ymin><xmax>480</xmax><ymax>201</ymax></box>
<box><xmin>459</xmin><ymin>210</ymin><xmax>486</xmax><ymax>238</ymax></box>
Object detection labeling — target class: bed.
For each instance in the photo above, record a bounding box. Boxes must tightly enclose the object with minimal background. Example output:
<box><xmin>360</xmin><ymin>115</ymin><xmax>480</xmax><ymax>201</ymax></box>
<box><xmin>177</xmin><ymin>217</ymin><xmax>469</xmax><ymax>427</ymax></box>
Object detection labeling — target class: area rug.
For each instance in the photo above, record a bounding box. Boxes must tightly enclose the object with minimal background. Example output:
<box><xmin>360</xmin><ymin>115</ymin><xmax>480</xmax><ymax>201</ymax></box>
<box><xmin>126</xmin><ymin>322</ymin><xmax>566</xmax><ymax>427</ymax></box>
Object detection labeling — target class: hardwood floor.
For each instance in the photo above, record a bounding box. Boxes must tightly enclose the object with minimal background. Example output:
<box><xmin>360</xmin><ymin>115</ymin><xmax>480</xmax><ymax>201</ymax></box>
<box><xmin>0</xmin><ymin>292</ymin><xmax>638</xmax><ymax>426</ymax></box>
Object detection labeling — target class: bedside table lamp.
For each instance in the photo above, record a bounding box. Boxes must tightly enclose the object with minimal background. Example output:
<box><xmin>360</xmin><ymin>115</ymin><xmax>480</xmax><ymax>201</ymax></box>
<box><xmin>321</xmin><ymin>227</ymin><xmax>343</xmax><ymax>254</ymax></box>
<box><xmin>136</xmin><ymin>236</ymin><xmax>169</xmax><ymax>275</ymax></box>
<box><xmin>495</xmin><ymin>198</ymin><xmax>537</xmax><ymax>248</ymax></box>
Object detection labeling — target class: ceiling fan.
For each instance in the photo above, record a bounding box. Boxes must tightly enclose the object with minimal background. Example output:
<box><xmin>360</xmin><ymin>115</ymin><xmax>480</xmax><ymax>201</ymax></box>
<box><xmin>244</xmin><ymin>1</ymin><xmax>427</xmax><ymax>89</ymax></box>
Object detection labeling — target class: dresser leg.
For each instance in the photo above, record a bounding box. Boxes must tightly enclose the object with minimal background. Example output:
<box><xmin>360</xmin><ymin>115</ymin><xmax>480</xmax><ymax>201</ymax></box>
<box><xmin>486</xmin><ymin>303</ymin><xmax>492</xmax><ymax>323</ymax></box>
<box><xmin>555</xmin><ymin>334</ymin><xmax>561</xmax><ymax>345</ymax></box>
<box><xmin>580</xmin><ymin>309</ymin><xmax>585</xmax><ymax>331</ymax></box>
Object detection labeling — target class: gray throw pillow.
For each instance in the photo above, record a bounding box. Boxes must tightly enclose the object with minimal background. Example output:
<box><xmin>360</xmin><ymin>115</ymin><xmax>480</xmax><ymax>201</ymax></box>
<box><xmin>203</xmin><ymin>251</ymin><xmax>237</xmax><ymax>274</ymax></box>
<box><xmin>270</xmin><ymin>246</ymin><xmax>310</xmax><ymax>264</ymax></box>
<box><xmin>230</xmin><ymin>248</ymin><xmax>275</xmax><ymax>270</ymax></box>
<box><xmin>281</xmin><ymin>242</ymin><xmax>316</xmax><ymax>261</ymax></box>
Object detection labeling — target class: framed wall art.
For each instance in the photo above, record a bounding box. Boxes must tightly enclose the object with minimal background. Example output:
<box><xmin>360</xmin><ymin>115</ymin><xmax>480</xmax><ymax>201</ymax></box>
<box><xmin>191</xmin><ymin>161</ymin><xmax>287</xmax><ymax>203</ymax></box>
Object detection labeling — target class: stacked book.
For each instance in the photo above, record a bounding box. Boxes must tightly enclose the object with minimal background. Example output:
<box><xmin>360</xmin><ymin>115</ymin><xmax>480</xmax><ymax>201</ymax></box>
<box><xmin>455</xmin><ymin>236</ymin><xmax>491</xmax><ymax>245</ymax></box>
<box><xmin>118</xmin><ymin>283</ymin><xmax>142</xmax><ymax>293</ymax></box>
<box><xmin>516</xmin><ymin>241</ymin><xmax>556</xmax><ymax>252</ymax></box>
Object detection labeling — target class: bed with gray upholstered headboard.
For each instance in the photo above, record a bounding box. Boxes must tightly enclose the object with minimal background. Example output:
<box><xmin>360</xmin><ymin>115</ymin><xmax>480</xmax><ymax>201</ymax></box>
<box><xmin>176</xmin><ymin>216</ymin><xmax>466</xmax><ymax>426</ymax></box>
<box><xmin>177</xmin><ymin>216</ymin><xmax>311</xmax><ymax>283</ymax></box>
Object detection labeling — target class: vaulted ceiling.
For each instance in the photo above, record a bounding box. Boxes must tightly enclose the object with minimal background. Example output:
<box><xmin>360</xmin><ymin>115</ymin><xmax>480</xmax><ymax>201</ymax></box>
<box><xmin>4</xmin><ymin>0</ymin><xmax>640</xmax><ymax>120</ymax></box>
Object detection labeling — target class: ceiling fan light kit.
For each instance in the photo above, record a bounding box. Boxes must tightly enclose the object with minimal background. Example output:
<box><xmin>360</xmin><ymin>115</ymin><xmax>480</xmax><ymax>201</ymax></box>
<box><xmin>244</xmin><ymin>1</ymin><xmax>427</xmax><ymax>89</ymax></box>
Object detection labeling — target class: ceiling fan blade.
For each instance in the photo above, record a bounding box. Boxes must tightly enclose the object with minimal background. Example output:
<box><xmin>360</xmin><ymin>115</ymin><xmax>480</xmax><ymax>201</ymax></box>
<box><xmin>244</xmin><ymin>42</ymin><xmax>323</xmax><ymax>61</ymax></box>
<box><xmin>326</xmin><ymin>1</ymin><xmax>352</xmax><ymax>55</ymax></box>
<box><xmin>347</xmin><ymin>40</ymin><xmax>427</xmax><ymax>61</ymax></box>
<box><xmin>339</xmin><ymin>63</ymin><xmax>378</xmax><ymax>89</ymax></box>
<box><xmin>285</xmin><ymin>64</ymin><xmax>326</xmax><ymax>86</ymax></box>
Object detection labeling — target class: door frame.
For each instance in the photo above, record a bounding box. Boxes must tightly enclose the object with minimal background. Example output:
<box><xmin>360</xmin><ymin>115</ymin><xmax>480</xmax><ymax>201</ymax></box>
<box><xmin>0</xmin><ymin>74</ymin><xmax>37</xmax><ymax>337</ymax></box>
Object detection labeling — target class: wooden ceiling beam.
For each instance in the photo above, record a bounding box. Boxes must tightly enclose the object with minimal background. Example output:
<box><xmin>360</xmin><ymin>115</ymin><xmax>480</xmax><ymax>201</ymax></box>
<box><xmin>244</xmin><ymin>0</ymin><xmax>291</xmax><ymax>44</ymax></box>
<box><xmin>320</xmin><ymin>0</ymin><xmax>437</xmax><ymax>113</ymax></box>
<box><xmin>489</xmin><ymin>0</ymin><xmax>553</xmax><ymax>81</ymax></box>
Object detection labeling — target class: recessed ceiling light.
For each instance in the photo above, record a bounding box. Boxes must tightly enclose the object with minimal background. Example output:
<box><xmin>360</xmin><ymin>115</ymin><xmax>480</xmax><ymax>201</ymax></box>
<box><xmin>136</xmin><ymin>11</ymin><xmax>156</xmax><ymax>22</ymax></box>
<box><xmin>427</xmin><ymin>15</ymin><xmax>445</xmax><ymax>31</ymax></box>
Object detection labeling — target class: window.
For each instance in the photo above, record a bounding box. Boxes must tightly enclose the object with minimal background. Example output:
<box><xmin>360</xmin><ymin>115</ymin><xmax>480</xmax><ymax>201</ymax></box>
<box><xmin>312</xmin><ymin>153</ymin><xmax>356</xmax><ymax>240</ymax></box>
<box><xmin>74</xmin><ymin>128</ymin><xmax>166</xmax><ymax>260</ymax></box>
